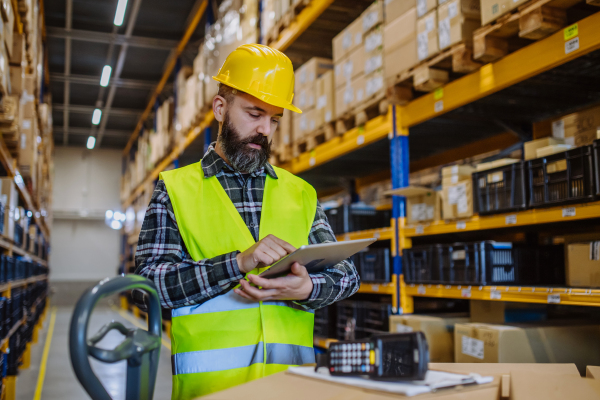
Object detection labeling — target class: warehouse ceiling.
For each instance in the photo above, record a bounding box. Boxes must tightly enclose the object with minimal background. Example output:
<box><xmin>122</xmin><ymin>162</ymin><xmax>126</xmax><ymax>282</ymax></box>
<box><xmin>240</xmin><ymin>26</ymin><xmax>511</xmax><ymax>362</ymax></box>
<box><xmin>44</xmin><ymin>0</ymin><xmax>214</xmax><ymax>149</ymax></box>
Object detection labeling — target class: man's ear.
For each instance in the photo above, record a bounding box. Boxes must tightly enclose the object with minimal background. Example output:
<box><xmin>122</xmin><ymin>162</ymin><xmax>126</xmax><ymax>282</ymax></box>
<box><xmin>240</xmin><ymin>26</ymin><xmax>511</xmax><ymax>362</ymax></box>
<box><xmin>213</xmin><ymin>95</ymin><xmax>226</xmax><ymax>123</ymax></box>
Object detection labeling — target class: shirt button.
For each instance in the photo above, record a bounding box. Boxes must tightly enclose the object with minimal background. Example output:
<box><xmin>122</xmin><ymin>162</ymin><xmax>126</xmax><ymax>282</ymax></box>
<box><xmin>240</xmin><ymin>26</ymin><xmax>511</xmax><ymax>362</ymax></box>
<box><xmin>249</xmin><ymin>223</ymin><xmax>255</xmax><ymax>228</ymax></box>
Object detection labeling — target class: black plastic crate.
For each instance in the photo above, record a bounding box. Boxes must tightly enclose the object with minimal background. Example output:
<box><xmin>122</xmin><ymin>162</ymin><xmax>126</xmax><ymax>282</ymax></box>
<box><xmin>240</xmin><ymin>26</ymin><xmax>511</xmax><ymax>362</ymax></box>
<box><xmin>324</xmin><ymin>205</ymin><xmax>391</xmax><ymax>235</ymax></box>
<box><xmin>528</xmin><ymin>145</ymin><xmax>596</xmax><ymax>208</ymax></box>
<box><xmin>445</xmin><ymin>242</ymin><xmax>517</xmax><ymax>286</ymax></box>
<box><xmin>2</xmin><ymin>257</ymin><xmax>14</xmax><ymax>283</ymax></box>
<box><xmin>473</xmin><ymin>161</ymin><xmax>527</xmax><ymax>215</ymax></box>
<box><xmin>354</xmin><ymin>248</ymin><xmax>391</xmax><ymax>283</ymax></box>
<box><xmin>314</xmin><ymin>305</ymin><xmax>336</xmax><ymax>338</ymax></box>
<box><xmin>13</xmin><ymin>224</ymin><xmax>23</xmax><ymax>248</ymax></box>
<box><xmin>361</xmin><ymin>302</ymin><xmax>392</xmax><ymax>336</ymax></box>
<box><xmin>403</xmin><ymin>245</ymin><xmax>448</xmax><ymax>284</ymax></box>
<box><xmin>336</xmin><ymin>301</ymin><xmax>366</xmax><ymax>340</ymax></box>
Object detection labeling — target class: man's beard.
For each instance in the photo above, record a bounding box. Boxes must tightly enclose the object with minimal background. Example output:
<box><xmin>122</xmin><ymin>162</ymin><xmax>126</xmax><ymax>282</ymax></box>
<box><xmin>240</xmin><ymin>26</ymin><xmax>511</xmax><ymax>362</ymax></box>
<box><xmin>218</xmin><ymin>112</ymin><xmax>272</xmax><ymax>173</ymax></box>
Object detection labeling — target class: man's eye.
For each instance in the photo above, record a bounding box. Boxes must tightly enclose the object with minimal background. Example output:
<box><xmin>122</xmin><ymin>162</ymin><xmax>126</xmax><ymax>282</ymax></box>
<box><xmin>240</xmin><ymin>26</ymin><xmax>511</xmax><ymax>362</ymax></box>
<box><xmin>272</xmin><ymin>119</ymin><xmax>280</xmax><ymax>124</ymax></box>
<box><xmin>249</xmin><ymin>113</ymin><xmax>260</xmax><ymax>118</ymax></box>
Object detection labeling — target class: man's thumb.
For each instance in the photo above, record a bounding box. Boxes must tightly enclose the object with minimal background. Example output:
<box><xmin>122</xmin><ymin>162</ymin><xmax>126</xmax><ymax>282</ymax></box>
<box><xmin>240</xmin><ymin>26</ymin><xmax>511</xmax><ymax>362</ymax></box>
<box><xmin>291</xmin><ymin>262</ymin><xmax>305</xmax><ymax>276</ymax></box>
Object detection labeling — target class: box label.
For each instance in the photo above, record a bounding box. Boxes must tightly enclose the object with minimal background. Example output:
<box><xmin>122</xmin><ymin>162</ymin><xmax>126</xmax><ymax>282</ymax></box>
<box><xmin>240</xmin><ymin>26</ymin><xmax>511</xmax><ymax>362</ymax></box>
<box><xmin>434</xmin><ymin>100</ymin><xmax>444</xmax><ymax>113</ymax></box>
<box><xmin>417</xmin><ymin>285</ymin><xmax>426</xmax><ymax>294</ymax></box>
<box><xmin>453</xmin><ymin>249</ymin><xmax>466</xmax><ymax>260</ymax></box>
<box><xmin>505</xmin><ymin>215</ymin><xmax>517</xmax><ymax>225</ymax></box>
<box><xmin>396</xmin><ymin>324</ymin><xmax>414</xmax><ymax>333</ymax></box>
<box><xmin>325</xmin><ymin>111</ymin><xmax>332</xmax><ymax>123</ymax></box>
<box><xmin>491</xmin><ymin>290</ymin><xmax>502</xmax><ymax>300</ymax></box>
<box><xmin>317</xmin><ymin>95</ymin><xmax>327</xmax><ymax>110</ymax></box>
<box><xmin>357</xmin><ymin>135</ymin><xmax>365</xmax><ymax>145</ymax></box>
<box><xmin>564</xmin><ymin>24</ymin><xmax>578</xmax><ymax>41</ymax></box>
<box><xmin>565</xmin><ymin>37</ymin><xmax>579</xmax><ymax>55</ymax></box>
<box><xmin>590</xmin><ymin>241</ymin><xmax>600</xmax><ymax>261</ymax></box>
<box><xmin>462</xmin><ymin>336</ymin><xmax>484</xmax><ymax>359</ymax></box>
<box><xmin>417</xmin><ymin>32</ymin><xmax>429</xmax><ymax>60</ymax></box>
<box><xmin>355</xmin><ymin>33</ymin><xmax>363</xmax><ymax>46</ymax></box>
<box><xmin>456</xmin><ymin>221</ymin><xmax>466</xmax><ymax>230</ymax></box>
<box><xmin>342</xmin><ymin>31</ymin><xmax>352</xmax><ymax>50</ymax></box>
<box><xmin>309</xmin><ymin>157</ymin><xmax>316</xmax><ymax>167</ymax></box>
<box><xmin>439</xmin><ymin>18</ymin><xmax>451</xmax><ymax>49</ymax></box>
<box><xmin>552</xmin><ymin>120</ymin><xmax>565</xmax><ymax>139</ymax></box>
<box><xmin>417</xmin><ymin>0</ymin><xmax>428</xmax><ymax>17</ymax></box>
<box><xmin>449</xmin><ymin>2</ymin><xmax>458</xmax><ymax>18</ymax></box>
<box><xmin>365</xmin><ymin>32</ymin><xmax>383</xmax><ymax>52</ymax></box>
<box><xmin>548</xmin><ymin>294</ymin><xmax>561</xmax><ymax>304</ymax></box>
<box><xmin>461</xmin><ymin>289</ymin><xmax>471</xmax><ymax>298</ymax></box>
<box><xmin>562</xmin><ymin>207</ymin><xmax>576</xmax><ymax>217</ymax></box>
<box><xmin>457</xmin><ymin>196</ymin><xmax>469</xmax><ymax>214</ymax></box>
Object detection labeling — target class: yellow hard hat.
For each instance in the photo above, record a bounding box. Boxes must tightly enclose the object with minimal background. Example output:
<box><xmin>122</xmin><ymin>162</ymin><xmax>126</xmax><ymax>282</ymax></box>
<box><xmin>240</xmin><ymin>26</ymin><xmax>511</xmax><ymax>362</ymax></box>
<box><xmin>213</xmin><ymin>43</ymin><xmax>302</xmax><ymax>114</ymax></box>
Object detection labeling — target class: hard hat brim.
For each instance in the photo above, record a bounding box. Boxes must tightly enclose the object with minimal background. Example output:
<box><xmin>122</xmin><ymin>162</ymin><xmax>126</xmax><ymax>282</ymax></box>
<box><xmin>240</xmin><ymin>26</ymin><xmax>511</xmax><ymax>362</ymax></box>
<box><xmin>213</xmin><ymin>76</ymin><xmax>303</xmax><ymax>114</ymax></box>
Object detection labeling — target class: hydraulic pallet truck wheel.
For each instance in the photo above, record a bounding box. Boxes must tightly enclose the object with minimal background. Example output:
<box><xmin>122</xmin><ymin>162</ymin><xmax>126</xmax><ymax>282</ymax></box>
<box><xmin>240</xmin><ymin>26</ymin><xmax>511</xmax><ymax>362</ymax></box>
<box><xmin>69</xmin><ymin>275</ymin><xmax>162</xmax><ymax>400</ymax></box>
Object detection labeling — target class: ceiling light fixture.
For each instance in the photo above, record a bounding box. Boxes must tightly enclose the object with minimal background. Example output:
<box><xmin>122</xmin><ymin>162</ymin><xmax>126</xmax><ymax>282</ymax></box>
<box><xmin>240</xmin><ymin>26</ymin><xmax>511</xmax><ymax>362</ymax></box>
<box><xmin>114</xmin><ymin>0</ymin><xmax>129</xmax><ymax>26</ymax></box>
<box><xmin>92</xmin><ymin>108</ymin><xmax>102</xmax><ymax>125</ymax></box>
<box><xmin>100</xmin><ymin>65</ymin><xmax>112</xmax><ymax>87</ymax></box>
<box><xmin>87</xmin><ymin>136</ymin><xmax>96</xmax><ymax>149</ymax></box>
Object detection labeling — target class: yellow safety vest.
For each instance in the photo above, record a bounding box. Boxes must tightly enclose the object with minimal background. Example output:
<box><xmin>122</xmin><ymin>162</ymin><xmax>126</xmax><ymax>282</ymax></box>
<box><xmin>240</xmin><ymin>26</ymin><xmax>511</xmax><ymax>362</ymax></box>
<box><xmin>160</xmin><ymin>162</ymin><xmax>317</xmax><ymax>399</ymax></box>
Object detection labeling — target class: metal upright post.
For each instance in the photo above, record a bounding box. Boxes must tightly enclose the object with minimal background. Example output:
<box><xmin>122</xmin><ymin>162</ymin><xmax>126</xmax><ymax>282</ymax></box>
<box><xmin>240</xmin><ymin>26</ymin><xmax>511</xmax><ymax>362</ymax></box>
<box><xmin>389</xmin><ymin>105</ymin><xmax>411</xmax><ymax>314</ymax></box>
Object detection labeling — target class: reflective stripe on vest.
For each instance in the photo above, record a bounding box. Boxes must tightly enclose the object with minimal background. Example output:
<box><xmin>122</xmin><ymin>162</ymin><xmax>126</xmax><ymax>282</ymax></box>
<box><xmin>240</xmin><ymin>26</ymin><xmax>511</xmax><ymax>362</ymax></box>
<box><xmin>172</xmin><ymin>343</ymin><xmax>315</xmax><ymax>375</ymax></box>
<box><xmin>160</xmin><ymin>162</ymin><xmax>317</xmax><ymax>400</ymax></box>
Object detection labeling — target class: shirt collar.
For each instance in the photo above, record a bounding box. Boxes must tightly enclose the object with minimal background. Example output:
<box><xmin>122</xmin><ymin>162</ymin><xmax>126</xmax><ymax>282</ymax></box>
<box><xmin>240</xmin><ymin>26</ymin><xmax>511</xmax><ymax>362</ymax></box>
<box><xmin>201</xmin><ymin>143</ymin><xmax>278</xmax><ymax>179</ymax></box>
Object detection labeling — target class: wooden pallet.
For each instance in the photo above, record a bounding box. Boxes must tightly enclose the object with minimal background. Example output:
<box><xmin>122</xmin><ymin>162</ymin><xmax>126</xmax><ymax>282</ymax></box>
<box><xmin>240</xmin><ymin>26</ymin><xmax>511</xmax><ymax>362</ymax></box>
<box><xmin>473</xmin><ymin>0</ymin><xmax>594</xmax><ymax>63</ymax></box>
<box><xmin>386</xmin><ymin>43</ymin><xmax>482</xmax><ymax>99</ymax></box>
<box><xmin>333</xmin><ymin>90</ymin><xmax>390</xmax><ymax>135</ymax></box>
<box><xmin>292</xmin><ymin>122</ymin><xmax>336</xmax><ymax>157</ymax></box>
<box><xmin>266</xmin><ymin>0</ymin><xmax>311</xmax><ymax>45</ymax></box>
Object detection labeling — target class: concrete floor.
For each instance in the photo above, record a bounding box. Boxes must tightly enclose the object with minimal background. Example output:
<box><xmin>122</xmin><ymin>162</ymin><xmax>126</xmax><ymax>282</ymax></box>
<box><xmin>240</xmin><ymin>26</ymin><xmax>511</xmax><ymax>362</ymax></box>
<box><xmin>16</xmin><ymin>304</ymin><xmax>173</xmax><ymax>400</ymax></box>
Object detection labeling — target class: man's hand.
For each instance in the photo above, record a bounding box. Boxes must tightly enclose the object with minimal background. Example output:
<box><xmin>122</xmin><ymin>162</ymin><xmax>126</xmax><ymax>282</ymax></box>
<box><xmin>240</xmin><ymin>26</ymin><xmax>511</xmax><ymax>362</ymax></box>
<box><xmin>234</xmin><ymin>262</ymin><xmax>313</xmax><ymax>301</ymax></box>
<box><xmin>236</xmin><ymin>234</ymin><xmax>296</xmax><ymax>274</ymax></box>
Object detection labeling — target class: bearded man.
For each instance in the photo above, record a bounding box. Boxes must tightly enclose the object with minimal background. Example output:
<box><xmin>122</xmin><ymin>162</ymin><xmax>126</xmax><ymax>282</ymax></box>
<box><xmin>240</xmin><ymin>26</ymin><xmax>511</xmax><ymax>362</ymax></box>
<box><xmin>135</xmin><ymin>44</ymin><xmax>359</xmax><ymax>400</ymax></box>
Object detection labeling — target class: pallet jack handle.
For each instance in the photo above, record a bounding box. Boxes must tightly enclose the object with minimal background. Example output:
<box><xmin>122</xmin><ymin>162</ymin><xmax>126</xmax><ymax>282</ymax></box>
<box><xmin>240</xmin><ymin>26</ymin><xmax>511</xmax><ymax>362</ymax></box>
<box><xmin>69</xmin><ymin>275</ymin><xmax>162</xmax><ymax>400</ymax></box>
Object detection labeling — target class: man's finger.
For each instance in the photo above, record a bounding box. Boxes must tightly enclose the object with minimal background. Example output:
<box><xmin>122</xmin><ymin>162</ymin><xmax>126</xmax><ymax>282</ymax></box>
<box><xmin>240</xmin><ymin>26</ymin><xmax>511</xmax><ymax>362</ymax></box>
<box><xmin>239</xmin><ymin>279</ymin><xmax>279</xmax><ymax>300</ymax></box>
<box><xmin>233</xmin><ymin>288</ymin><xmax>256</xmax><ymax>301</ymax></box>
<box><xmin>254</xmin><ymin>251</ymin><xmax>275</xmax><ymax>267</ymax></box>
<box><xmin>247</xmin><ymin>274</ymin><xmax>282</xmax><ymax>289</ymax></box>
<box><xmin>264</xmin><ymin>235</ymin><xmax>296</xmax><ymax>254</ymax></box>
<box><xmin>263</xmin><ymin>241</ymin><xmax>288</xmax><ymax>259</ymax></box>
<box><xmin>290</xmin><ymin>262</ymin><xmax>308</xmax><ymax>277</ymax></box>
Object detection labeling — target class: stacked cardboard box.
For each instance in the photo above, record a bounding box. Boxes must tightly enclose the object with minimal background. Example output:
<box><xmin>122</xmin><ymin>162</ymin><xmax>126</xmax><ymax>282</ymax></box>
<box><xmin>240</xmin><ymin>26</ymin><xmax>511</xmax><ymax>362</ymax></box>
<box><xmin>333</xmin><ymin>18</ymin><xmax>363</xmax><ymax>119</ymax></box>
<box><xmin>455</xmin><ymin>322</ymin><xmax>600</xmax><ymax>373</ymax></box>
<box><xmin>292</xmin><ymin>57</ymin><xmax>333</xmax><ymax>143</ymax></box>
<box><xmin>441</xmin><ymin>164</ymin><xmax>474</xmax><ymax>219</ymax></box>
<box><xmin>361</xmin><ymin>1</ymin><xmax>384</xmax><ymax>101</ymax></box>
<box><xmin>383</xmin><ymin>1</ymin><xmax>418</xmax><ymax>89</ymax></box>
<box><xmin>0</xmin><ymin>177</ymin><xmax>18</xmax><ymax>240</ymax></box>
<box><xmin>480</xmin><ymin>0</ymin><xmax>529</xmax><ymax>26</ymax></box>
<box><xmin>550</xmin><ymin>104</ymin><xmax>600</xmax><ymax>147</ymax></box>
<box><xmin>388</xmin><ymin>186</ymin><xmax>441</xmax><ymax>225</ymax></box>
<box><xmin>437</xmin><ymin>0</ymin><xmax>480</xmax><ymax>51</ymax></box>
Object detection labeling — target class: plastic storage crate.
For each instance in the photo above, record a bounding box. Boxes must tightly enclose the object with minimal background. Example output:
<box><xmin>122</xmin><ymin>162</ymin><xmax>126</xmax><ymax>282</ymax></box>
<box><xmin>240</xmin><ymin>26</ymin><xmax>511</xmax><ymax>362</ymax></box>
<box><xmin>353</xmin><ymin>248</ymin><xmax>391</xmax><ymax>283</ymax></box>
<box><xmin>324</xmin><ymin>205</ymin><xmax>392</xmax><ymax>235</ymax></box>
<box><xmin>336</xmin><ymin>301</ymin><xmax>365</xmax><ymax>340</ymax></box>
<box><xmin>403</xmin><ymin>245</ymin><xmax>449</xmax><ymax>284</ymax></box>
<box><xmin>314</xmin><ymin>305</ymin><xmax>335</xmax><ymax>338</ymax></box>
<box><xmin>527</xmin><ymin>145</ymin><xmax>596</xmax><ymax>208</ymax></box>
<box><xmin>361</xmin><ymin>302</ymin><xmax>392</xmax><ymax>336</ymax></box>
<box><xmin>404</xmin><ymin>242</ymin><xmax>565</xmax><ymax>286</ymax></box>
<box><xmin>473</xmin><ymin>161</ymin><xmax>527</xmax><ymax>215</ymax></box>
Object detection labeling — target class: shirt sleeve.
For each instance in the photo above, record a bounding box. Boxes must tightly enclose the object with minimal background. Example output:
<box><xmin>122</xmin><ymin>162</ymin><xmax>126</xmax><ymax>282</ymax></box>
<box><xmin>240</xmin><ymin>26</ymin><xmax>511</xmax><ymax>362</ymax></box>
<box><xmin>293</xmin><ymin>201</ymin><xmax>361</xmax><ymax>310</ymax></box>
<box><xmin>133</xmin><ymin>180</ymin><xmax>245</xmax><ymax>309</ymax></box>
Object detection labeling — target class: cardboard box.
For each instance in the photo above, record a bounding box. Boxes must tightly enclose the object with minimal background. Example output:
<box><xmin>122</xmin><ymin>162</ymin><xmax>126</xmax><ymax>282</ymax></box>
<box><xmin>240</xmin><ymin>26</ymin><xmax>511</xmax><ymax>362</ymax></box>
<box><xmin>19</xmin><ymin>117</ymin><xmax>38</xmax><ymax>177</ymax></box>
<box><xmin>551</xmin><ymin>105</ymin><xmax>600</xmax><ymax>147</ymax></box>
<box><xmin>316</xmin><ymin>70</ymin><xmax>335</xmax><ymax>126</ymax></box>
<box><xmin>295</xmin><ymin>57</ymin><xmax>333</xmax><ymax>90</ymax></box>
<box><xmin>588</xmin><ymin>366</ymin><xmax>600</xmax><ymax>379</ymax></box>
<box><xmin>361</xmin><ymin>0</ymin><xmax>384</xmax><ymax>33</ymax></box>
<box><xmin>0</xmin><ymin>178</ymin><xmax>17</xmax><ymax>239</ymax></box>
<box><xmin>386</xmin><ymin>186</ymin><xmax>438</xmax><ymax>224</ymax></box>
<box><xmin>364</xmin><ymin>49</ymin><xmax>383</xmax><ymax>77</ymax></box>
<box><xmin>335</xmin><ymin>73</ymin><xmax>366</xmax><ymax>118</ymax></box>
<box><xmin>567</xmin><ymin>239</ymin><xmax>600</xmax><ymax>288</ymax></box>
<box><xmin>480</xmin><ymin>0</ymin><xmax>530</xmax><ymax>26</ymax></box>
<box><xmin>293</xmin><ymin>108</ymin><xmax>317</xmax><ymax>141</ymax></box>
<box><xmin>2</xmin><ymin>0</ymin><xmax>14</xmax><ymax>58</ymax></box>
<box><xmin>455</xmin><ymin>322</ymin><xmax>600</xmax><ymax>373</ymax></box>
<box><xmin>417</xmin><ymin>10</ymin><xmax>438</xmax><ymax>61</ymax></box>
<box><xmin>384</xmin><ymin>0</ymin><xmax>416</xmax><ymax>22</ymax></box>
<box><xmin>276</xmin><ymin>110</ymin><xmax>292</xmax><ymax>152</ymax></box>
<box><xmin>416</xmin><ymin>0</ymin><xmax>437</xmax><ymax>17</ymax></box>
<box><xmin>334</xmin><ymin>45</ymin><xmax>365</xmax><ymax>89</ymax></box>
<box><xmin>441</xmin><ymin>164</ymin><xmax>474</xmax><ymax>185</ymax></box>
<box><xmin>364</xmin><ymin>26</ymin><xmax>383</xmax><ymax>55</ymax></box>
<box><xmin>470</xmin><ymin>301</ymin><xmax>547</xmax><ymax>324</ymax></box>
<box><xmin>293</xmin><ymin>85</ymin><xmax>316</xmax><ymax>111</ymax></box>
<box><xmin>9</xmin><ymin>65</ymin><xmax>22</xmax><ymax>95</ymax></box>
<box><xmin>390</xmin><ymin>314</ymin><xmax>469</xmax><ymax>362</ymax></box>
<box><xmin>524</xmin><ymin>137</ymin><xmax>565</xmax><ymax>160</ymax></box>
<box><xmin>384</xmin><ymin>8</ymin><xmax>418</xmax><ymax>86</ymax></box>
<box><xmin>332</xmin><ymin>18</ymin><xmax>363</xmax><ymax>63</ymax></box>
<box><xmin>475</xmin><ymin>158</ymin><xmax>519</xmax><ymax>172</ymax></box>
<box><xmin>442</xmin><ymin>179</ymin><xmax>473</xmax><ymax>219</ymax></box>
<box><xmin>536</xmin><ymin>144</ymin><xmax>573</xmax><ymax>158</ymax></box>
<box><xmin>437</xmin><ymin>0</ymin><xmax>481</xmax><ymax>50</ymax></box>
<box><xmin>9</xmin><ymin>33</ymin><xmax>24</xmax><ymax>66</ymax></box>
<box><xmin>365</xmin><ymin>69</ymin><xmax>384</xmax><ymax>99</ymax></box>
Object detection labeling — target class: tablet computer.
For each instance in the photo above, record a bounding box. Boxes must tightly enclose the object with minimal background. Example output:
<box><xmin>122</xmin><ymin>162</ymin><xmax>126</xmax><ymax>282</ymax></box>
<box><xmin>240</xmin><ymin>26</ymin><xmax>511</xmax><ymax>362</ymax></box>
<box><xmin>259</xmin><ymin>238</ymin><xmax>377</xmax><ymax>279</ymax></box>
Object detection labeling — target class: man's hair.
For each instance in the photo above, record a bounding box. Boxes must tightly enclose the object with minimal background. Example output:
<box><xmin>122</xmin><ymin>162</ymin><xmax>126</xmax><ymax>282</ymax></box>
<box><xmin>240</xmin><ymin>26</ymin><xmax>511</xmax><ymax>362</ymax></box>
<box><xmin>217</xmin><ymin>83</ymin><xmax>238</xmax><ymax>105</ymax></box>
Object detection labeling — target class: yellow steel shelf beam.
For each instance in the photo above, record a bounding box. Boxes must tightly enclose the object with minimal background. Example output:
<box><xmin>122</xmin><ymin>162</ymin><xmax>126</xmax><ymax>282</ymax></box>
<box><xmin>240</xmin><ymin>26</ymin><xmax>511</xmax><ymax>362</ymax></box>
<box><xmin>400</xmin><ymin>12</ymin><xmax>600</xmax><ymax>128</ymax></box>
<box><xmin>281</xmin><ymin>112</ymin><xmax>392</xmax><ymax>175</ymax></box>
<box><xmin>405</xmin><ymin>283</ymin><xmax>600</xmax><ymax>307</ymax></box>
<box><xmin>404</xmin><ymin>200</ymin><xmax>600</xmax><ymax>237</ymax></box>
<box><xmin>335</xmin><ymin>226</ymin><xmax>393</xmax><ymax>242</ymax></box>
<box><xmin>357</xmin><ymin>281</ymin><xmax>395</xmax><ymax>295</ymax></box>
<box><xmin>122</xmin><ymin>2</ymin><xmax>336</xmax><ymax>207</ymax></box>
<box><xmin>270</xmin><ymin>0</ymin><xmax>335</xmax><ymax>51</ymax></box>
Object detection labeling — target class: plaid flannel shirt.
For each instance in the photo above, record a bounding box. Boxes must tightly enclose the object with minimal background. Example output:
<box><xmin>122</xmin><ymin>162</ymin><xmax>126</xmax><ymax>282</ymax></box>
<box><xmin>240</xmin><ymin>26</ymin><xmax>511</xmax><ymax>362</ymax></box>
<box><xmin>134</xmin><ymin>144</ymin><xmax>359</xmax><ymax>310</ymax></box>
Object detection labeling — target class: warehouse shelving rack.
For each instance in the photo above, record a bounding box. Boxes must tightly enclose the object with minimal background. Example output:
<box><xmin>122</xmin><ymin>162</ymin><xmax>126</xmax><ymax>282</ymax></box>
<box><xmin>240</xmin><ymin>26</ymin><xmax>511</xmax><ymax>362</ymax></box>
<box><xmin>120</xmin><ymin>1</ymin><xmax>600</xmax><ymax>348</ymax></box>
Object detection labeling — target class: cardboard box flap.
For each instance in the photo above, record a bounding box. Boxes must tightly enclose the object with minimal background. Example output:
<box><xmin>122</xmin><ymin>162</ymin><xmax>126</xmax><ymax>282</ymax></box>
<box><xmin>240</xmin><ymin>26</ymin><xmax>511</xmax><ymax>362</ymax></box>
<box><xmin>587</xmin><ymin>366</ymin><xmax>600</xmax><ymax>379</ymax></box>
<box><xmin>510</xmin><ymin>371</ymin><xmax>600</xmax><ymax>400</ymax></box>
<box><xmin>385</xmin><ymin>186</ymin><xmax>435</xmax><ymax>197</ymax></box>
